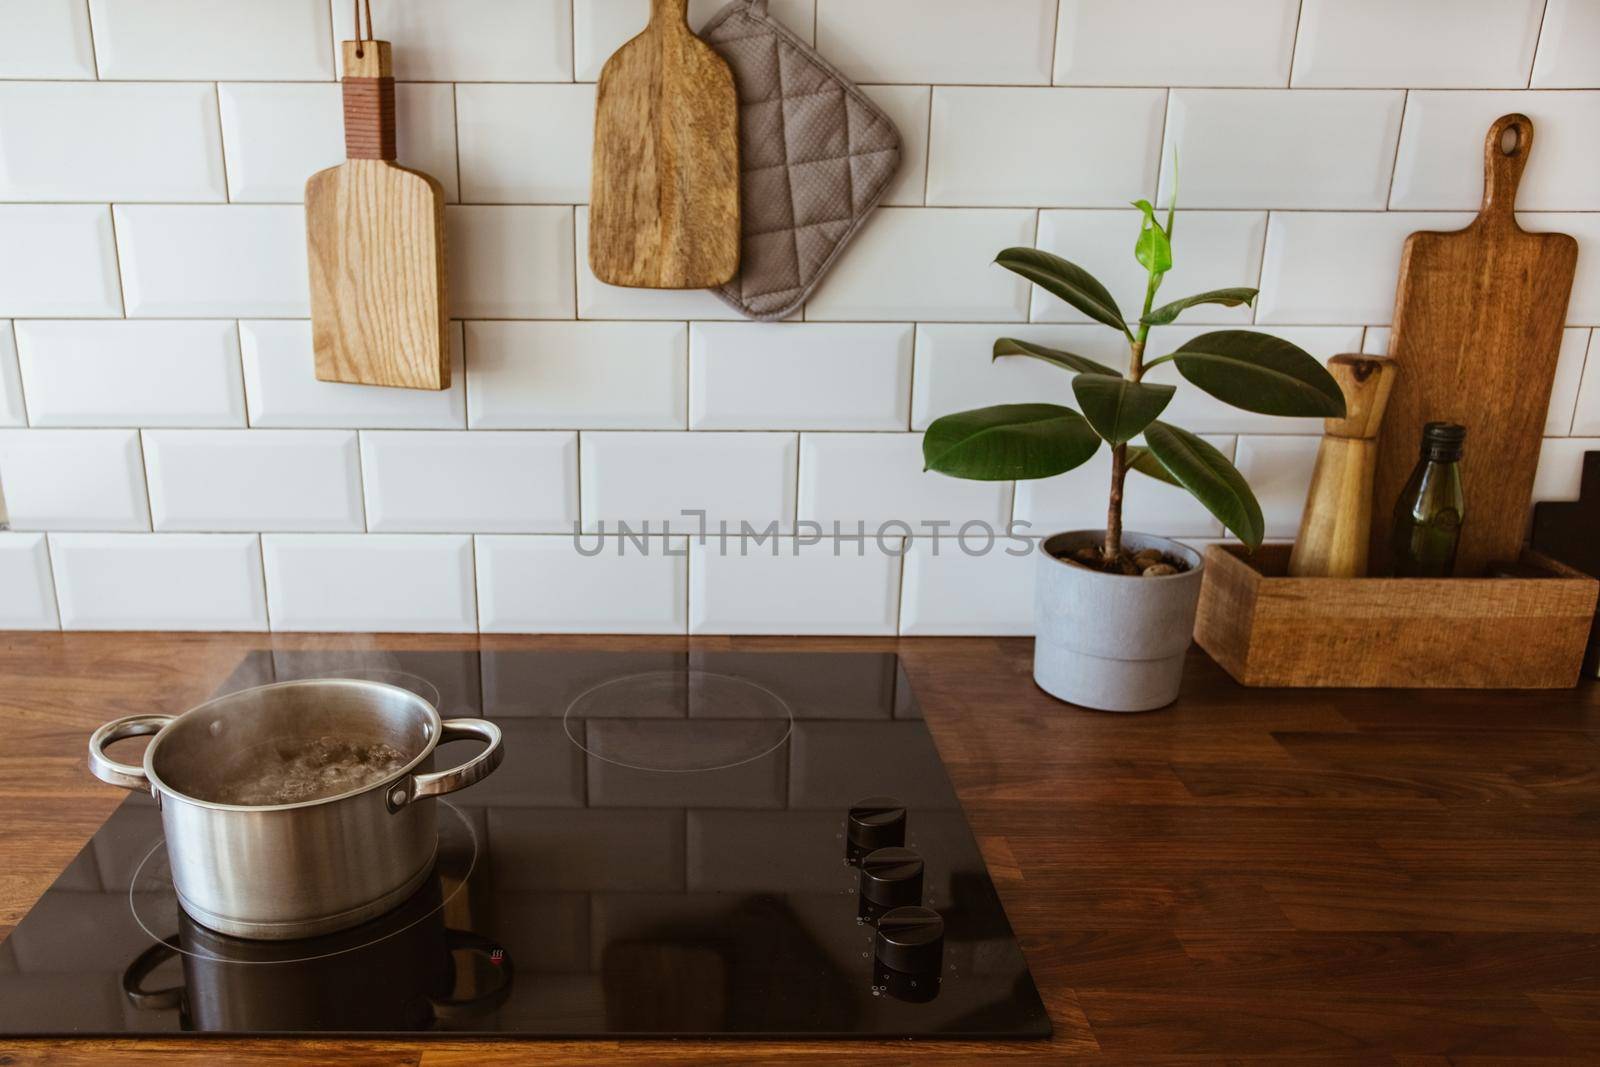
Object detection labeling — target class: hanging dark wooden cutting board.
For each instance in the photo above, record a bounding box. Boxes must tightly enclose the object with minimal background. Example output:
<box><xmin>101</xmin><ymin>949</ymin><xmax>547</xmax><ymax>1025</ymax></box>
<box><xmin>1370</xmin><ymin>114</ymin><xmax>1579</xmax><ymax>576</ymax></box>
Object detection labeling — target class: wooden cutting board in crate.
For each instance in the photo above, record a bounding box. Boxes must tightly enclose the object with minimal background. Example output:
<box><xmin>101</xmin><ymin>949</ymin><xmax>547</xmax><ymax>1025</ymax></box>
<box><xmin>1369</xmin><ymin>114</ymin><xmax>1578</xmax><ymax>575</ymax></box>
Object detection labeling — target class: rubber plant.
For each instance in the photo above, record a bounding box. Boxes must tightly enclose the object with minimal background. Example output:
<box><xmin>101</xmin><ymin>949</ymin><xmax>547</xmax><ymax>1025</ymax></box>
<box><xmin>922</xmin><ymin>192</ymin><xmax>1347</xmax><ymax>563</ymax></box>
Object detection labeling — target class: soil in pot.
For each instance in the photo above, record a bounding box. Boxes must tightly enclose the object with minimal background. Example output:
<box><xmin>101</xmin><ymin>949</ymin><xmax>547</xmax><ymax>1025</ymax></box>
<box><xmin>1055</xmin><ymin>543</ymin><xmax>1193</xmax><ymax>578</ymax></box>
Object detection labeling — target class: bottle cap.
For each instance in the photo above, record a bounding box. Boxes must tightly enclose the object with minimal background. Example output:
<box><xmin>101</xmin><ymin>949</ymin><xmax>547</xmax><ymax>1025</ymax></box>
<box><xmin>1420</xmin><ymin>421</ymin><xmax>1466</xmax><ymax>461</ymax></box>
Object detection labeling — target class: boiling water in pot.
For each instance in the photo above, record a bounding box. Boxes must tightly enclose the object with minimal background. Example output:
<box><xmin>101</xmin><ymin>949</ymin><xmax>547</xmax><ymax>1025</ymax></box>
<box><xmin>211</xmin><ymin>737</ymin><xmax>410</xmax><ymax>806</ymax></box>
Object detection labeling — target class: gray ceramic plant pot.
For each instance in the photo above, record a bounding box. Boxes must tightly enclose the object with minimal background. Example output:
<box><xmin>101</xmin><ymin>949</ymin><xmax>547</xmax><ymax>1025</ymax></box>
<box><xmin>1033</xmin><ymin>530</ymin><xmax>1205</xmax><ymax>713</ymax></box>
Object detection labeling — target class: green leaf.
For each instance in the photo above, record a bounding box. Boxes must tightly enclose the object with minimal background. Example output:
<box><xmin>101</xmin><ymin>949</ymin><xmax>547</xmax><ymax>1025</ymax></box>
<box><xmin>1142</xmin><ymin>287</ymin><xmax>1259</xmax><ymax>327</ymax></box>
<box><xmin>993</xmin><ymin>337</ymin><xmax>1122</xmax><ymax>377</ymax></box>
<box><xmin>923</xmin><ymin>404</ymin><xmax>1101</xmax><ymax>482</ymax></box>
<box><xmin>1131</xmin><ymin>200</ymin><xmax>1173</xmax><ymax>277</ymax></box>
<box><xmin>1142</xmin><ymin>422</ymin><xmax>1265</xmax><ymax>548</ymax></box>
<box><xmin>995</xmin><ymin>248</ymin><xmax>1127</xmax><ymax>333</ymax></box>
<box><xmin>1126</xmin><ymin>445</ymin><xmax>1181</xmax><ymax>487</ymax></box>
<box><xmin>1071</xmin><ymin>374</ymin><xmax>1175</xmax><ymax>445</ymax></box>
<box><xmin>1170</xmin><ymin>330</ymin><xmax>1347</xmax><ymax>418</ymax></box>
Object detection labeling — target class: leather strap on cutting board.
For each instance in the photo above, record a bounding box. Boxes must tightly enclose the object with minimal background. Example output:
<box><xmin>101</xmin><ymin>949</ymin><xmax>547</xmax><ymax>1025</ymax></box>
<box><xmin>1370</xmin><ymin>114</ymin><xmax>1579</xmax><ymax>576</ymax></box>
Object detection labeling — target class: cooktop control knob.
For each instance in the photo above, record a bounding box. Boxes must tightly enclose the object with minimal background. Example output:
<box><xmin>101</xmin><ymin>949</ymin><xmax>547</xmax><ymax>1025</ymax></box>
<box><xmin>859</xmin><ymin>846</ymin><xmax>924</xmax><ymax>909</ymax></box>
<box><xmin>847</xmin><ymin>796</ymin><xmax>906</xmax><ymax>859</ymax></box>
<box><xmin>874</xmin><ymin>905</ymin><xmax>944</xmax><ymax>975</ymax></box>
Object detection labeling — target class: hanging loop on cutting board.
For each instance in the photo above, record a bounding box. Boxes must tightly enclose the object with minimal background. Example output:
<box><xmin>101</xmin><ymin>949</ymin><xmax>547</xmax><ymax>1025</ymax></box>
<box><xmin>353</xmin><ymin>0</ymin><xmax>376</xmax><ymax>56</ymax></box>
<box><xmin>1479</xmin><ymin>112</ymin><xmax>1533</xmax><ymax>223</ymax></box>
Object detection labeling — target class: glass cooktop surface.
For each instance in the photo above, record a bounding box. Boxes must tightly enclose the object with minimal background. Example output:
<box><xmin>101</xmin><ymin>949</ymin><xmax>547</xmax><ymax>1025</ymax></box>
<box><xmin>0</xmin><ymin>650</ymin><xmax>1050</xmax><ymax>1040</ymax></box>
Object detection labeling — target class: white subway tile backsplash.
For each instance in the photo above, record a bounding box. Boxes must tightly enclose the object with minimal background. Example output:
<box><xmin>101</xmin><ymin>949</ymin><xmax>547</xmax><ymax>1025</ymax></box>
<box><xmin>1032</xmin><ymin>210</ymin><xmax>1267</xmax><ymax>325</ymax></box>
<box><xmin>89</xmin><ymin>0</ymin><xmax>333</xmax><ymax>80</ymax></box>
<box><xmin>0</xmin><ymin>0</ymin><xmax>95</xmax><ymax>79</ymax></box>
<box><xmin>49</xmin><ymin>533</ymin><xmax>267</xmax><ymax>630</ymax></box>
<box><xmin>457</xmin><ymin>84</ymin><xmax>595</xmax><ymax>205</ymax></box>
<box><xmin>799</xmin><ymin>433</ymin><xmax>1011</xmax><ymax>529</ymax></box>
<box><xmin>1533</xmin><ymin>438</ymin><xmax>1600</xmax><ymax>503</ymax></box>
<box><xmin>262</xmin><ymin>534</ymin><xmax>476</xmax><ymax>633</ymax></box>
<box><xmin>1547</xmin><ymin>329</ymin><xmax>1592</xmax><ymax>436</ymax></box>
<box><xmin>114</xmin><ymin>206</ymin><xmax>309</xmax><ymax>319</ymax></box>
<box><xmin>574</xmin><ymin>0</ymin><xmax>816</xmax><ymax>81</ymax></box>
<box><xmin>580</xmin><ymin>432</ymin><xmax>798</xmax><ymax>535</ymax></box>
<box><xmin>0</xmin><ymin>533</ymin><xmax>58</xmax><ymax>630</ymax></box>
<box><xmin>899</xmin><ymin>536</ymin><xmax>1037</xmax><ymax>636</ymax></box>
<box><xmin>858</xmin><ymin>85</ymin><xmax>929</xmax><ymax>208</ymax></box>
<box><xmin>0</xmin><ymin>206</ymin><xmax>121</xmax><ymax>318</ymax></box>
<box><xmin>1054</xmin><ymin>0</ymin><xmax>1299</xmax><ymax>87</ymax></box>
<box><xmin>0</xmin><ymin>83</ymin><xmax>224</xmax><ymax>202</ymax></box>
<box><xmin>690</xmin><ymin>537</ymin><xmax>902</xmax><ymax>635</ymax></box>
<box><xmin>1232</xmin><ymin>435</ymin><xmax>1322</xmax><ymax>539</ymax></box>
<box><xmin>927</xmin><ymin>88</ymin><xmax>1165</xmax><ymax>208</ymax></box>
<box><xmin>331</xmin><ymin>0</ymin><xmax>572</xmax><ymax>82</ymax></box>
<box><xmin>477</xmin><ymin>535</ymin><xmax>688</xmax><ymax>634</ymax></box>
<box><xmin>361</xmin><ymin>431</ymin><xmax>578</xmax><ymax>533</ymax></box>
<box><xmin>1257</xmin><ymin>212</ymin><xmax>1476</xmax><ymax>325</ymax></box>
<box><xmin>1292</xmin><ymin>0</ymin><xmax>1544</xmax><ymax>89</ymax></box>
<box><xmin>1571</xmin><ymin>333</ymin><xmax>1600</xmax><ymax>436</ymax></box>
<box><xmin>805</xmin><ymin>208</ymin><xmax>1035</xmax><ymax>322</ymax></box>
<box><xmin>815</xmin><ymin>0</ymin><xmax>1056</xmax><ymax>85</ymax></box>
<box><xmin>1532</xmin><ymin>0</ymin><xmax>1600</xmax><ymax>88</ymax></box>
<box><xmin>449</xmin><ymin>206</ymin><xmax>575</xmax><ymax>320</ymax></box>
<box><xmin>0</xmin><ymin>323</ymin><xmax>24</xmax><ymax>427</ymax></box>
<box><xmin>1015</xmin><ymin>434</ymin><xmax>1237</xmax><ymax>539</ymax></box>
<box><xmin>15</xmin><ymin>321</ymin><xmax>245</xmax><ymax>428</ymax></box>
<box><xmin>143</xmin><ymin>430</ymin><xmax>362</xmax><ymax>532</ymax></box>
<box><xmin>1391</xmin><ymin>92</ymin><xmax>1600</xmax><ymax>212</ymax></box>
<box><xmin>574</xmin><ymin>208</ymin><xmax>739</xmax><ymax>321</ymax></box>
<box><xmin>0</xmin><ymin>429</ymin><xmax>148</xmax><ymax>531</ymax></box>
<box><xmin>467</xmin><ymin>321</ymin><xmax>685</xmax><ymax>430</ymax></box>
<box><xmin>1161</xmin><ymin>90</ymin><xmax>1405</xmax><ymax>210</ymax></box>
<box><xmin>690</xmin><ymin>323</ymin><xmax>912</xmax><ymax>431</ymax></box>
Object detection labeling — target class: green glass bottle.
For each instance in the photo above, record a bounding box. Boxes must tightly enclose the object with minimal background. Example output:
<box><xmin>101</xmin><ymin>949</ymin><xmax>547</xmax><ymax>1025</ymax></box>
<box><xmin>1390</xmin><ymin>422</ymin><xmax>1466</xmax><ymax>578</ymax></box>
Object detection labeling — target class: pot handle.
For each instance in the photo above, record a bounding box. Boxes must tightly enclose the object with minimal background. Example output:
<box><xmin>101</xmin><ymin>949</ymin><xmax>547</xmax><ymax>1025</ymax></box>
<box><xmin>122</xmin><ymin>940</ymin><xmax>185</xmax><ymax>1012</ymax></box>
<box><xmin>409</xmin><ymin>718</ymin><xmax>504</xmax><ymax>803</ymax></box>
<box><xmin>88</xmin><ymin>714</ymin><xmax>175</xmax><ymax>793</ymax></box>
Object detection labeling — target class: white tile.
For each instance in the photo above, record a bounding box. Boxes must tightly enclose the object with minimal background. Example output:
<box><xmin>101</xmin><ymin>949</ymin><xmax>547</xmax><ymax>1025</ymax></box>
<box><xmin>690</xmin><ymin>323</ymin><xmax>912</xmax><ymax>430</ymax></box>
<box><xmin>0</xmin><ymin>206</ymin><xmax>121</xmax><ymax>318</ymax></box>
<box><xmin>114</xmin><ymin>206</ymin><xmax>309</xmax><ymax>319</ymax></box>
<box><xmin>1520</xmin><ymin>213</ymin><xmax>1600</xmax><ymax>326</ymax></box>
<box><xmin>580</xmin><ymin>431</ymin><xmax>798</xmax><ymax>535</ymax></box>
<box><xmin>0</xmin><ymin>83</ymin><xmax>225</xmax><ymax>202</ymax></box>
<box><xmin>1014</xmin><ymin>434</ymin><xmax>1237</xmax><ymax>539</ymax></box>
<box><xmin>1161</xmin><ymin>90</ymin><xmax>1405</xmax><ymax>210</ymax></box>
<box><xmin>1547</xmin><ymin>329</ymin><xmax>1592</xmax><ymax>436</ymax></box>
<box><xmin>1533</xmin><ymin>0</ymin><xmax>1600</xmax><ymax>88</ymax></box>
<box><xmin>361</xmin><ymin>431</ymin><xmax>578</xmax><ymax>534</ymax></box>
<box><xmin>50</xmin><ymin>533</ymin><xmax>266</xmax><ymax>631</ymax></box>
<box><xmin>927</xmin><ymin>88</ymin><xmax>1165</xmax><ymax>208</ymax></box>
<box><xmin>15</xmin><ymin>321</ymin><xmax>244</xmax><ymax>429</ymax></box>
<box><xmin>1031</xmin><ymin>210</ymin><xmax>1267</xmax><ymax>325</ymax></box>
<box><xmin>574</xmin><ymin>0</ymin><xmax>816</xmax><ymax>81</ymax></box>
<box><xmin>0</xmin><ymin>0</ymin><xmax>95</xmax><ymax>78</ymax></box>
<box><xmin>241</xmin><ymin>320</ymin><xmax>465</xmax><ymax>430</ymax></box>
<box><xmin>690</xmin><ymin>537</ymin><xmax>902</xmax><ymax>635</ymax></box>
<box><xmin>449</xmin><ymin>206</ymin><xmax>575</xmax><ymax>320</ymax></box>
<box><xmin>0</xmin><ymin>323</ymin><xmax>24</xmax><ymax>427</ymax></box>
<box><xmin>1391</xmin><ymin>92</ymin><xmax>1600</xmax><ymax>212</ymax></box>
<box><xmin>142</xmin><ymin>430</ymin><xmax>363</xmax><ymax>532</ymax></box>
<box><xmin>815</xmin><ymin>0</ymin><xmax>1056</xmax><ymax>85</ymax></box>
<box><xmin>899</xmin><ymin>536</ymin><xmax>1037</xmax><ymax>636</ymax></box>
<box><xmin>1232</xmin><ymin>435</ymin><xmax>1321</xmax><ymax>539</ymax></box>
<box><xmin>1533</xmin><ymin>437</ymin><xmax>1600</xmax><ymax>502</ymax></box>
<box><xmin>1571</xmin><ymin>333</ymin><xmax>1600</xmax><ymax>436</ymax></box>
<box><xmin>1292</xmin><ymin>0</ymin><xmax>1544</xmax><ymax>89</ymax></box>
<box><xmin>858</xmin><ymin>85</ymin><xmax>928</xmax><ymax>207</ymax></box>
<box><xmin>1257</xmin><ymin>212</ymin><xmax>1476</xmax><ymax>325</ymax></box>
<box><xmin>457</xmin><ymin>84</ymin><xmax>595</xmax><ymax>204</ymax></box>
<box><xmin>332</xmin><ymin>0</ymin><xmax>571</xmax><ymax>81</ymax></box>
<box><xmin>1054</xmin><ymin>0</ymin><xmax>1298</xmax><ymax>87</ymax></box>
<box><xmin>804</xmin><ymin>208</ymin><xmax>1035</xmax><ymax>322</ymax></box>
<box><xmin>467</xmin><ymin>321</ymin><xmax>685</xmax><ymax>430</ymax></box>
<box><xmin>799</xmin><ymin>433</ymin><xmax>1012</xmax><ymax>529</ymax></box>
<box><xmin>477</xmin><ymin>534</ymin><xmax>688</xmax><ymax>634</ymax></box>
<box><xmin>219</xmin><ymin>83</ymin><xmax>459</xmax><ymax>204</ymax></box>
<box><xmin>262</xmin><ymin>534</ymin><xmax>476</xmax><ymax>633</ymax></box>
<box><xmin>0</xmin><ymin>533</ymin><xmax>58</xmax><ymax>630</ymax></box>
<box><xmin>89</xmin><ymin>0</ymin><xmax>333</xmax><ymax>80</ymax></box>
<box><xmin>574</xmin><ymin>208</ymin><xmax>741</xmax><ymax>321</ymax></box>
<box><xmin>0</xmin><ymin>429</ymin><xmax>149</xmax><ymax>531</ymax></box>
<box><xmin>1362</xmin><ymin>327</ymin><xmax>1391</xmax><ymax>356</ymax></box>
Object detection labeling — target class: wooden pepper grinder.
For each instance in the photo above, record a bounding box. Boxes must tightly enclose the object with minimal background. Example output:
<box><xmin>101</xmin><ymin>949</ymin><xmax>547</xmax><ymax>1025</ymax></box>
<box><xmin>1288</xmin><ymin>355</ymin><xmax>1398</xmax><ymax>578</ymax></box>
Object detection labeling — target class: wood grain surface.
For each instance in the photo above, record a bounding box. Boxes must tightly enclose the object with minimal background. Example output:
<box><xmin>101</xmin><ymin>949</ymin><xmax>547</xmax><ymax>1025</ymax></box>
<box><xmin>589</xmin><ymin>0</ymin><xmax>740</xmax><ymax>289</ymax></box>
<box><xmin>1371</xmin><ymin>113</ymin><xmax>1580</xmax><ymax>576</ymax></box>
<box><xmin>2</xmin><ymin>631</ymin><xmax>1600</xmax><ymax>1063</ymax></box>
<box><xmin>305</xmin><ymin>41</ymin><xmax>449</xmax><ymax>392</ymax></box>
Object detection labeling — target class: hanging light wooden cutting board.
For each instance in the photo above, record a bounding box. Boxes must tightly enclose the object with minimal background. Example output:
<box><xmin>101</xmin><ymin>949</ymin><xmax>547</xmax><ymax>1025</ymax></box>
<box><xmin>305</xmin><ymin>40</ymin><xmax>449</xmax><ymax>391</ymax></box>
<box><xmin>1369</xmin><ymin>114</ymin><xmax>1578</xmax><ymax>576</ymax></box>
<box><xmin>589</xmin><ymin>0</ymin><xmax>740</xmax><ymax>289</ymax></box>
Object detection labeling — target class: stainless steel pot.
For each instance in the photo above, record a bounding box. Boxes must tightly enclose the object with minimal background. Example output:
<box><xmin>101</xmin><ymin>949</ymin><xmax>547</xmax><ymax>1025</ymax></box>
<box><xmin>88</xmin><ymin>679</ymin><xmax>503</xmax><ymax>941</ymax></box>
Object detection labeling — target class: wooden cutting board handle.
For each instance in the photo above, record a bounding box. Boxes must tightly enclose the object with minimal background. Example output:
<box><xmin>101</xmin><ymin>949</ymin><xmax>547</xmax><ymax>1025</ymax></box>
<box><xmin>1289</xmin><ymin>356</ymin><xmax>1397</xmax><ymax>578</ymax></box>
<box><xmin>1479</xmin><ymin>113</ymin><xmax>1533</xmax><ymax>225</ymax></box>
<box><xmin>341</xmin><ymin>40</ymin><xmax>395</xmax><ymax>161</ymax></box>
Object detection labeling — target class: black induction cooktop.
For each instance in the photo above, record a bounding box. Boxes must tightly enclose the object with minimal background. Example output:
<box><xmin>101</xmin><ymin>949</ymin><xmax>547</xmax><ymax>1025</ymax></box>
<box><xmin>0</xmin><ymin>650</ymin><xmax>1050</xmax><ymax>1040</ymax></box>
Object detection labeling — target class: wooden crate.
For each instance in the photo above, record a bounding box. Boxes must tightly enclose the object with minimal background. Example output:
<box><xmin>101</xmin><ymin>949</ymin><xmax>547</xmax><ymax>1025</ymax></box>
<box><xmin>1194</xmin><ymin>544</ymin><xmax>1599</xmax><ymax>688</ymax></box>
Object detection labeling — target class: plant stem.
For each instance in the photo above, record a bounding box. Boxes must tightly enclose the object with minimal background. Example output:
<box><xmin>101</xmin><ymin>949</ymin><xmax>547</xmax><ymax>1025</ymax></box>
<box><xmin>1104</xmin><ymin>328</ymin><xmax>1148</xmax><ymax>560</ymax></box>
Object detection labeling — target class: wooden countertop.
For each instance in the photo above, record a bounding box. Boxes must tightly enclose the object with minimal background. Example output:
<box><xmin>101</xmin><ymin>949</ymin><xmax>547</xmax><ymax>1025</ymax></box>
<box><xmin>2</xmin><ymin>631</ymin><xmax>1598</xmax><ymax>1065</ymax></box>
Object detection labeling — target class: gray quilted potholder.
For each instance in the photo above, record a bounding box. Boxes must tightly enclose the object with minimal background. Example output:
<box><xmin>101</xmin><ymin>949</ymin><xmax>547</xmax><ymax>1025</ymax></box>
<box><xmin>700</xmin><ymin>0</ymin><xmax>902</xmax><ymax>321</ymax></box>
